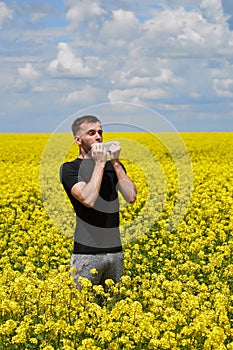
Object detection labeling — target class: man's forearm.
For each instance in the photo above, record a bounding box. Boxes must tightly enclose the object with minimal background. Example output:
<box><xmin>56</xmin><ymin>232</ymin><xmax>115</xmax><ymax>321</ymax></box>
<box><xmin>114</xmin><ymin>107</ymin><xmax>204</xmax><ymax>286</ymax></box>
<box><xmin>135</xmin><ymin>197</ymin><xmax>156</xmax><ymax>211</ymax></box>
<box><xmin>111</xmin><ymin>159</ymin><xmax>137</xmax><ymax>203</ymax></box>
<box><xmin>82</xmin><ymin>163</ymin><xmax>106</xmax><ymax>207</ymax></box>
<box><xmin>72</xmin><ymin>162</ymin><xmax>105</xmax><ymax>208</ymax></box>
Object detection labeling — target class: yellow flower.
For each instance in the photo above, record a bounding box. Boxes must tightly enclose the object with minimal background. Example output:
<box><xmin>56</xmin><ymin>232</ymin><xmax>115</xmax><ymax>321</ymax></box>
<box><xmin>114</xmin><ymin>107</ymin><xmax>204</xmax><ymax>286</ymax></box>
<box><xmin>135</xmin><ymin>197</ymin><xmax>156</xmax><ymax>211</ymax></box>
<box><xmin>105</xmin><ymin>279</ymin><xmax>114</xmax><ymax>287</ymax></box>
<box><xmin>120</xmin><ymin>275</ymin><xmax>131</xmax><ymax>286</ymax></box>
<box><xmin>93</xmin><ymin>285</ymin><xmax>105</xmax><ymax>295</ymax></box>
<box><xmin>78</xmin><ymin>276</ymin><xmax>92</xmax><ymax>288</ymax></box>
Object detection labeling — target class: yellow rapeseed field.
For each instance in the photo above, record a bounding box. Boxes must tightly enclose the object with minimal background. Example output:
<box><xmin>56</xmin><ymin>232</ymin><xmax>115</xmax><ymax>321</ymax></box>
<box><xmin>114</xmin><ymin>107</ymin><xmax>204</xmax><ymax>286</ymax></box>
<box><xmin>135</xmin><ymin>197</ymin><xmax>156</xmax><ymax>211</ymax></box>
<box><xmin>1</xmin><ymin>132</ymin><xmax>233</xmax><ymax>349</ymax></box>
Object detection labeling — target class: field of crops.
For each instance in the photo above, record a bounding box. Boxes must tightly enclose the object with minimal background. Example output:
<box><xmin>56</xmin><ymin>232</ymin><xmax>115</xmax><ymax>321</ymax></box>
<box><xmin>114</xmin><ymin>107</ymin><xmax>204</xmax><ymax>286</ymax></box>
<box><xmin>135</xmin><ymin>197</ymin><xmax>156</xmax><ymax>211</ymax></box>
<box><xmin>1</xmin><ymin>132</ymin><xmax>233</xmax><ymax>349</ymax></box>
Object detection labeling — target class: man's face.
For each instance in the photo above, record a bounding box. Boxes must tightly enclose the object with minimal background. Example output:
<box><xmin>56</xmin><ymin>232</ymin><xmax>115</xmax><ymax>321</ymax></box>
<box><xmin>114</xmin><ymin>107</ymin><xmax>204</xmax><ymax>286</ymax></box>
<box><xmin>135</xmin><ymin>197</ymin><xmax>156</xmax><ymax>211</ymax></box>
<box><xmin>75</xmin><ymin>121</ymin><xmax>103</xmax><ymax>153</ymax></box>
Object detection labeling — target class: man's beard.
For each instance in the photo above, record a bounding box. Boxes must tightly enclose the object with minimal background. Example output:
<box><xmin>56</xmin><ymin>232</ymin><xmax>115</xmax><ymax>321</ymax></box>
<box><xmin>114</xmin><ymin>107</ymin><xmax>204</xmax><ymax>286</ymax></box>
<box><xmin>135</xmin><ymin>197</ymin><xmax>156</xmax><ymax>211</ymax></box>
<box><xmin>81</xmin><ymin>139</ymin><xmax>92</xmax><ymax>156</ymax></box>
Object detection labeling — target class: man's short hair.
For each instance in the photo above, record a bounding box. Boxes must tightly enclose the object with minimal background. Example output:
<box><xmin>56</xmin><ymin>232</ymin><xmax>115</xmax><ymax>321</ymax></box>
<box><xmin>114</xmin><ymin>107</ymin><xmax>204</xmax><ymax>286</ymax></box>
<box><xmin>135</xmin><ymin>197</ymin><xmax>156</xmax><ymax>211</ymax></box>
<box><xmin>71</xmin><ymin>115</ymin><xmax>101</xmax><ymax>136</ymax></box>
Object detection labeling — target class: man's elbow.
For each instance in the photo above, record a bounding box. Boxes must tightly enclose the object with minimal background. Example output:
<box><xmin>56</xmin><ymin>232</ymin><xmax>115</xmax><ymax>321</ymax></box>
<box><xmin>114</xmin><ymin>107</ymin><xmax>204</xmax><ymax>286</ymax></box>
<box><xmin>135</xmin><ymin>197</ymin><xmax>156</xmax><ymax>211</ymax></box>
<box><xmin>71</xmin><ymin>189</ymin><xmax>94</xmax><ymax>208</ymax></box>
<box><xmin>82</xmin><ymin>198</ymin><xmax>94</xmax><ymax>208</ymax></box>
<box><xmin>126</xmin><ymin>190</ymin><xmax>137</xmax><ymax>203</ymax></box>
<box><xmin>79</xmin><ymin>194</ymin><xmax>96</xmax><ymax>208</ymax></box>
<box><xmin>129</xmin><ymin>193</ymin><xmax>137</xmax><ymax>203</ymax></box>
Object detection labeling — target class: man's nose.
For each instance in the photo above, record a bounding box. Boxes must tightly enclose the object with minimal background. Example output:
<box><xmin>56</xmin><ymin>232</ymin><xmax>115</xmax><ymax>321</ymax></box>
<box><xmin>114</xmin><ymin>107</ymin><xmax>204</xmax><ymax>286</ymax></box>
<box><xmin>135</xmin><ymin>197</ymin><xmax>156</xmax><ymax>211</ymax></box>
<box><xmin>95</xmin><ymin>132</ymin><xmax>102</xmax><ymax>140</ymax></box>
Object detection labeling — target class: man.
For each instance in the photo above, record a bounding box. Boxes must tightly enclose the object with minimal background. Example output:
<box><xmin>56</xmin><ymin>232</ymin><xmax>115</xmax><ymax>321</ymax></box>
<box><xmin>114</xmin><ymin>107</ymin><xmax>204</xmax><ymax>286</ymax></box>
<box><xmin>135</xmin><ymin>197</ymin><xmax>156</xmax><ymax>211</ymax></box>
<box><xmin>60</xmin><ymin>115</ymin><xmax>137</xmax><ymax>288</ymax></box>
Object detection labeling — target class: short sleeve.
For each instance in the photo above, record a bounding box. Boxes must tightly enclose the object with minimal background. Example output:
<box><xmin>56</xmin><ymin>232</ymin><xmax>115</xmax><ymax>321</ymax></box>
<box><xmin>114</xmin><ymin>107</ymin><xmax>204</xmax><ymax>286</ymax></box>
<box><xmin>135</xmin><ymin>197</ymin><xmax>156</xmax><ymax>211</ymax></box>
<box><xmin>60</xmin><ymin>162</ymin><xmax>83</xmax><ymax>193</ymax></box>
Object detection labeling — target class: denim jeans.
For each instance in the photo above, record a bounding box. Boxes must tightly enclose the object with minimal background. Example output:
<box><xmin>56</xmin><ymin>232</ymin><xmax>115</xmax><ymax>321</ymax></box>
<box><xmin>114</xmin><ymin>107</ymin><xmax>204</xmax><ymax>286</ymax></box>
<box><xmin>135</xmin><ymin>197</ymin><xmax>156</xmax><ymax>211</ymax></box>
<box><xmin>70</xmin><ymin>251</ymin><xmax>124</xmax><ymax>288</ymax></box>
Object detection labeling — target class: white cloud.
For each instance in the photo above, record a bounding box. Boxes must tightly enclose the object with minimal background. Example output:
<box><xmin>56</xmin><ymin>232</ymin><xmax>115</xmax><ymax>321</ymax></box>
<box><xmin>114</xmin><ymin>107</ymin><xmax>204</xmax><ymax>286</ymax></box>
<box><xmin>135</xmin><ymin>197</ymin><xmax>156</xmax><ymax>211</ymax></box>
<box><xmin>33</xmin><ymin>84</ymin><xmax>53</xmax><ymax>92</ymax></box>
<box><xmin>48</xmin><ymin>42</ymin><xmax>99</xmax><ymax>78</ymax></box>
<box><xmin>143</xmin><ymin>7</ymin><xmax>188</xmax><ymax>37</ymax></box>
<box><xmin>65</xmin><ymin>0</ymin><xmax>106</xmax><ymax>30</ymax></box>
<box><xmin>211</xmin><ymin>60</ymin><xmax>233</xmax><ymax>98</ymax></box>
<box><xmin>14</xmin><ymin>63</ymin><xmax>40</xmax><ymax>90</ymax></box>
<box><xmin>214</xmin><ymin>79</ymin><xmax>233</xmax><ymax>98</ymax></box>
<box><xmin>116</xmin><ymin>68</ymin><xmax>180</xmax><ymax>88</ymax></box>
<box><xmin>198</xmin><ymin>112</ymin><xmax>222</xmax><ymax>120</ymax></box>
<box><xmin>18</xmin><ymin>63</ymin><xmax>40</xmax><ymax>81</ymax></box>
<box><xmin>101</xmin><ymin>9</ymin><xmax>140</xmax><ymax>40</ymax></box>
<box><xmin>108</xmin><ymin>87</ymin><xmax>167</xmax><ymax>104</ymax></box>
<box><xmin>141</xmin><ymin>6</ymin><xmax>233</xmax><ymax>55</ymax></box>
<box><xmin>178</xmin><ymin>27</ymin><xmax>205</xmax><ymax>45</ymax></box>
<box><xmin>156</xmin><ymin>103</ymin><xmax>190</xmax><ymax>111</ymax></box>
<box><xmin>11</xmin><ymin>1</ymin><xmax>59</xmax><ymax>25</ymax></box>
<box><xmin>198</xmin><ymin>0</ymin><xmax>227</xmax><ymax>23</ymax></box>
<box><xmin>190</xmin><ymin>92</ymin><xmax>201</xmax><ymax>99</ymax></box>
<box><xmin>30</xmin><ymin>12</ymin><xmax>47</xmax><ymax>23</ymax></box>
<box><xmin>0</xmin><ymin>2</ymin><xmax>13</xmax><ymax>28</ymax></box>
<box><xmin>213</xmin><ymin>77</ymin><xmax>233</xmax><ymax>97</ymax></box>
<box><xmin>63</xmin><ymin>85</ymin><xmax>105</xmax><ymax>105</ymax></box>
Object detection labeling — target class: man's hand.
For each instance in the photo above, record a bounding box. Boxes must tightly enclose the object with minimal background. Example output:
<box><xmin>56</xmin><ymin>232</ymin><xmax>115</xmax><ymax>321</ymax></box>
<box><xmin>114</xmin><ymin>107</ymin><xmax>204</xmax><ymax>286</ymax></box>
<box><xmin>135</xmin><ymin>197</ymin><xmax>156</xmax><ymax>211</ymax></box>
<box><xmin>109</xmin><ymin>142</ymin><xmax>121</xmax><ymax>160</ymax></box>
<box><xmin>91</xmin><ymin>143</ymin><xmax>107</xmax><ymax>164</ymax></box>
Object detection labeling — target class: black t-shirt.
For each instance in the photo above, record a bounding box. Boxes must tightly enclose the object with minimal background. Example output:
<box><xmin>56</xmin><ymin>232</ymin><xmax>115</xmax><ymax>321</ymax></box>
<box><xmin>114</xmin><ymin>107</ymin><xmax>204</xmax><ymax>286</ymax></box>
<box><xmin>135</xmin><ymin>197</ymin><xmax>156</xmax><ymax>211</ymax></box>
<box><xmin>60</xmin><ymin>158</ymin><xmax>125</xmax><ymax>254</ymax></box>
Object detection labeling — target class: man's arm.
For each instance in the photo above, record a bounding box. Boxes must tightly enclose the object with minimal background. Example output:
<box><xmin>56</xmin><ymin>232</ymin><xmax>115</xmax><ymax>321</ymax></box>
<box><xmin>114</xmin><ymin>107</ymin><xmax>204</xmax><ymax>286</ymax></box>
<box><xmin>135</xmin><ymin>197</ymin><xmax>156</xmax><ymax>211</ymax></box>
<box><xmin>71</xmin><ymin>163</ymin><xmax>105</xmax><ymax>208</ymax></box>
<box><xmin>109</xmin><ymin>142</ymin><xmax>137</xmax><ymax>203</ymax></box>
<box><xmin>111</xmin><ymin>159</ymin><xmax>137</xmax><ymax>203</ymax></box>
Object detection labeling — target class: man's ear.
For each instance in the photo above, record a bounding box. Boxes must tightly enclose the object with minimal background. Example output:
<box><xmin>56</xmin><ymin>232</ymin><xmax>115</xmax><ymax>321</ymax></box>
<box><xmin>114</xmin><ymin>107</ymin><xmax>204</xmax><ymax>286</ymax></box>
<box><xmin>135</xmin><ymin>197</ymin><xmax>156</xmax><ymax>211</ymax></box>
<box><xmin>74</xmin><ymin>136</ymin><xmax>81</xmax><ymax>145</ymax></box>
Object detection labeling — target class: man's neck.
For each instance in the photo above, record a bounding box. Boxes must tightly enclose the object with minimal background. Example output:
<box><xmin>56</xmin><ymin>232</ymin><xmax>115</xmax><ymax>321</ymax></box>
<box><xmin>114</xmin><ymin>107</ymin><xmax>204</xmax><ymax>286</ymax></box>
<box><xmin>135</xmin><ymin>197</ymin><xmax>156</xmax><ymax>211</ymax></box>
<box><xmin>78</xmin><ymin>151</ymin><xmax>91</xmax><ymax>159</ymax></box>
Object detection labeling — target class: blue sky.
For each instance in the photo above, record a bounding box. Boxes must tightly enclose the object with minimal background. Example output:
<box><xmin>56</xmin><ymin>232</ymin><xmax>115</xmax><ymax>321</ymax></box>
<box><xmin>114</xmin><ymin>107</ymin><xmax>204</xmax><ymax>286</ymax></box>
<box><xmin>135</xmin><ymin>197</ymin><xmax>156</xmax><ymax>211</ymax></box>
<box><xmin>1</xmin><ymin>0</ymin><xmax>233</xmax><ymax>133</ymax></box>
